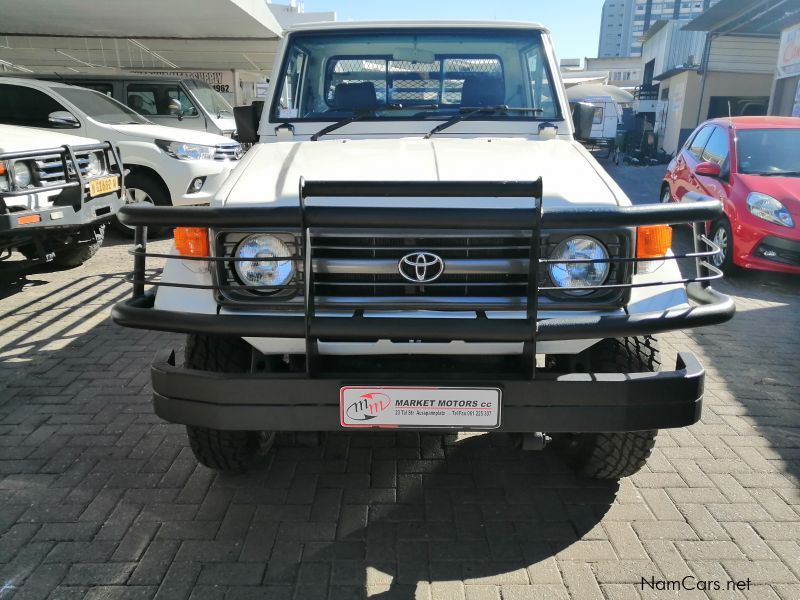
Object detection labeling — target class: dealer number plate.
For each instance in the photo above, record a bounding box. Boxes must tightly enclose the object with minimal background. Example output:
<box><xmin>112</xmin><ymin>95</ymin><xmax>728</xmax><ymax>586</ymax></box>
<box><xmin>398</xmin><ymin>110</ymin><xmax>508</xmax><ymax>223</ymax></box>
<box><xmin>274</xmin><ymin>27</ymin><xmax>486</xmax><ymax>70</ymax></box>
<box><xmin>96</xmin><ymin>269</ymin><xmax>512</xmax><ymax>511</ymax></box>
<box><xmin>340</xmin><ymin>386</ymin><xmax>501</xmax><ymax>429</ymax></box>
<box><xmin>89</xmin><ymin>175</ymin><xmax>119</xmax><ymax>197</ymax></box>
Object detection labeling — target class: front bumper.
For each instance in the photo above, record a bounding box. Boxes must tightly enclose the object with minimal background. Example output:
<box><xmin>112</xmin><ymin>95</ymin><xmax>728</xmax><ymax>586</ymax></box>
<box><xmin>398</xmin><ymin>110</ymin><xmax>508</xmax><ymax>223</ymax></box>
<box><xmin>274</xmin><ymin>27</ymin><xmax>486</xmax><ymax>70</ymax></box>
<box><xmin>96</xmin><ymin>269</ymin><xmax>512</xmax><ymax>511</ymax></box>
<box><xmin>0</xmin><ymin>191</ymin><xmax>122</xmax><ymax>234</ymax></box>
<box><xmin>163</xmin><ymin>159</ymin><xmax>238</xmax><ymax>206</ymax></box>
<box><xmin>150</xmin><ymin>348</ymin><xmax>704</xmax><ymax>432</ymax></box>
<box><xmin>744</xmin><ymin>235</ymin><xmax>800</xmax><ymax>273</ymax></box>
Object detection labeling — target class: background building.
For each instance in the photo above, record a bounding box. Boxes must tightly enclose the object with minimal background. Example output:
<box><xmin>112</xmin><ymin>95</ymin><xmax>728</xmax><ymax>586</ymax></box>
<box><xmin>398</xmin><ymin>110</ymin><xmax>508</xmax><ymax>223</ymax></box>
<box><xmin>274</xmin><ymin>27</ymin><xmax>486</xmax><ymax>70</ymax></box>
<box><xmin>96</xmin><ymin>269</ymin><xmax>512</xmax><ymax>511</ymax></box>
<box><xmin>601</xmin><ymin>0</ymin><xmax>721</xmax><ymax>57</ymax></box>
<box><xmin>648</xmin><ymin>0</ymin><xmax>800</xmax><ymax>155</ymax></box>
<box><xmin>774</xmin><ymin>21</ymin><xmax>800</xmax><ymax>116</ymax></box>
<box><xmin>598</xmin><ymin>0</ymin><xmax>635</xmax><ymax>57</ymax></box>
<box><xmin>586</xmin><ymin>56</ymin><xmax>642</xmax><ymax>88</ymax></box>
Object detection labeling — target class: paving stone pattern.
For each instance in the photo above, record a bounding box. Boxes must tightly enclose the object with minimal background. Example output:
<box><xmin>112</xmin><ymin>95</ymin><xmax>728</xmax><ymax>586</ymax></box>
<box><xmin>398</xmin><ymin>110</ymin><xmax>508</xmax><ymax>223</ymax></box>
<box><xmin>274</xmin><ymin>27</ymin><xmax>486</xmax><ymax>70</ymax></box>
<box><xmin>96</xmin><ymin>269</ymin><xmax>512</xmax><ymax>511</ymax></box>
<box><xmin>0</xmin><ymin>166</ymin><xmax>799</xmax><ymax>599</ymax></box>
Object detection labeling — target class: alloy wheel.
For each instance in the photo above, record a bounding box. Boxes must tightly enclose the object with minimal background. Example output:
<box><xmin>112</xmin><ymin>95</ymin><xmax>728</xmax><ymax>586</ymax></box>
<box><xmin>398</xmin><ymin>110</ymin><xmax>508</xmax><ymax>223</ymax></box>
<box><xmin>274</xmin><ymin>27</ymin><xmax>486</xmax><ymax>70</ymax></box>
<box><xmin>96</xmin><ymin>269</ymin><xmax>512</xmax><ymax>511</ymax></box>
<box><xmin>122</xmin><ymin>187</ymin><xmax>154</xmax><ymax>230</ymax></box>
<box><xmin>711</xmin><ymin>225</ymin><xmax>728</xmax><ymax>268</ymax></box>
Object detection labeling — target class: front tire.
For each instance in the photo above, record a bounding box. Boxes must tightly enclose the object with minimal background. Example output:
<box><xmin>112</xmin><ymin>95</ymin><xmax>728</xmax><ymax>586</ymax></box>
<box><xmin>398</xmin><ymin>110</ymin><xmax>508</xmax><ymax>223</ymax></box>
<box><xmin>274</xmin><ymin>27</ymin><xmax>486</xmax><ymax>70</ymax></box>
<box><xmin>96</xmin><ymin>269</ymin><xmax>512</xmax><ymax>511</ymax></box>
<box><xmin>187</xmin><ymin>427</ymin><xmax>274</xmax><ymax>473</ymax></box>
<box><xmin>709</xmin><ymin>217</ymin><xmax>736</xmax><ymax>274</ymax></box>
<box><xmin>660</xmin><ymin>184</ymin><xmax>672</xmax><ymax>204</ymax></box>
<box><xmin>52</xmin><ymin>225</ymin><xmax>105</xmax><ymax>268</ymax></box>
<box><xmin>114</xmin><ymin>171</ymin><xmax>170</xmax><ymax>237</ymax></box>
<box><xmin>184</xmin><ymin>334</ymin><xmax>274</xmax><ymax>472</ymax></box>
<box><xmin>552</xmin><ymin>336</ymin><xmax>660</xmax><ymax>479</ymax></box>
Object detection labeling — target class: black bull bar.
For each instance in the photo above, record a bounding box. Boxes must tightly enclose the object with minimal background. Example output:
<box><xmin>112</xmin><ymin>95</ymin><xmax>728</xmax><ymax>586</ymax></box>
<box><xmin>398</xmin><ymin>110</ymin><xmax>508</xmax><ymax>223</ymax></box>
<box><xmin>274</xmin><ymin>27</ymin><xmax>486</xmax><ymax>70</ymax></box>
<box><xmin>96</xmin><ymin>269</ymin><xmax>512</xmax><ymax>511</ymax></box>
<box><xmin>112</xmin><ymin>179</ymin><xmax>734</xmax><ymax>349</ymax></box>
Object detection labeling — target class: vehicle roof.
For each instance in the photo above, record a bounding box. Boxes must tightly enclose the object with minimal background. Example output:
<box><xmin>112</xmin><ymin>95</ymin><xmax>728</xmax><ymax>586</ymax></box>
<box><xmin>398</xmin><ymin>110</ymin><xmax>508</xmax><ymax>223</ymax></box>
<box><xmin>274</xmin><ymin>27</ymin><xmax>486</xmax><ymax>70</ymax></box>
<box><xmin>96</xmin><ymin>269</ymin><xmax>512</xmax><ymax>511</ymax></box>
<box><xmin>285</xmin><ymin>20</ymin><xmax>548</xmax><ymax>33</ymax></box>
<box><xmin>0</xmin><ymin>124</ymin><xmax>99</xmax><ymax>150</ymax></box>
<box><xmin>707</xmin><ymin>116</ymin><xmax>800</xmax><ymax>130</ymax></box>
<box><xmin>0</xmin><ymin>73</ymin><xmax>204</xmax><ymax>83</ymax></box>
<box><xmin>0</xmin><ymin>76</ymin><xmax>85</xmax><ymax>90</ymax></box>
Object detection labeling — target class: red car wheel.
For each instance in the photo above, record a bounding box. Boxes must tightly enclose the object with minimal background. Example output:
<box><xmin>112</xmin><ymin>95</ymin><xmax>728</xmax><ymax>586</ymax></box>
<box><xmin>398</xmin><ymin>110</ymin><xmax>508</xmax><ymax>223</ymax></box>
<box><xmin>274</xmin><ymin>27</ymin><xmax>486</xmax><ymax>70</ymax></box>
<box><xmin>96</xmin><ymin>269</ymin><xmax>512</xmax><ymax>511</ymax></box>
<box><xmin>710</xmin><ymin>218</ymin><xmax>736</xmax><ymax>273</ymax></box>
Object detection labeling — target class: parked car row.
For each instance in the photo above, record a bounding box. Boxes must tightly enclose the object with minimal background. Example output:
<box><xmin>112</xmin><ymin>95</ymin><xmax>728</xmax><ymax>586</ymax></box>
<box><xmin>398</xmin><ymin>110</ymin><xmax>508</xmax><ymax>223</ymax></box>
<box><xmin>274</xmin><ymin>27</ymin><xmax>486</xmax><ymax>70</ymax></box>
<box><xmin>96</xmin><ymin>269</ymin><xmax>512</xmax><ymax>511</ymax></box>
<box><xmin>0</xmin><ymin>75</ymin><xmax>244</xmax><ymax>272</ymax></box>
<box><xmin>661</xmin><ymin>116</ymin><xmax>800</xmax><ymax>275</ymax></box>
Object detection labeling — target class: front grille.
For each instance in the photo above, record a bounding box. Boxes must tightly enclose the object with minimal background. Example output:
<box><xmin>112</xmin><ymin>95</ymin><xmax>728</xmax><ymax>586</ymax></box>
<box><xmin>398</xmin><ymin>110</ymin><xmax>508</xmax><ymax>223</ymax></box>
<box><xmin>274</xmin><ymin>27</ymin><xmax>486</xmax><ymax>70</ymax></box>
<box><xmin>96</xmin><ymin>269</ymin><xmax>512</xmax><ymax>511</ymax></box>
<box><xmin>214</xmin><ymin>144</ymin><xmax>243</xmax><ymax>161</ymax></box>
<box><xmin>312</xmin><ymin>230</ymin><xmax>531</xmax><ymax>310</ymax></box>
<box><xmin>33</xmin><ymin>152</ymin><xmax>91</xmax><ymax>184</ymax></box>
<box><xmin>213</xmin><ymin>228</ymin><xmax>631</xmax><ymax>311</ymax></box>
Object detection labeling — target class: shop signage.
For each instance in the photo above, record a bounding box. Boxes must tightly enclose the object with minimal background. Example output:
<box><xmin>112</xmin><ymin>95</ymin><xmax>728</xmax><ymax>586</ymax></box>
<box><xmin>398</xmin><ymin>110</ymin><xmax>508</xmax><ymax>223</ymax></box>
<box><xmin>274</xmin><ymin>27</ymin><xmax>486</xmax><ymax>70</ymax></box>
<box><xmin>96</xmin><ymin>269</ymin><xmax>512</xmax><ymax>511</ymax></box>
<box><xmin>132</xmin><ymin>69</ymin><xmax>235</xmax><ymax>94</ymax></box>
<box><xmin>777</xmin><ymin>23</ymin><xmax>800</xmax><ymax>78</ymax></box>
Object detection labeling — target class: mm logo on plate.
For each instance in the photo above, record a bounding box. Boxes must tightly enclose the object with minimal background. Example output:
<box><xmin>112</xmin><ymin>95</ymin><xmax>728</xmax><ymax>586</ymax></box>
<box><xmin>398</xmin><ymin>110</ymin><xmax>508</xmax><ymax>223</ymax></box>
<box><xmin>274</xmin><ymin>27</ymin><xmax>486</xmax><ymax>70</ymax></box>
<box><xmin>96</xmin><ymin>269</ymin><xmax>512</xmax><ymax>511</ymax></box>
<box><xmin>345</xmin><ymin>392</ymin><xmax>392</xmax><ymax>421</ymax></box>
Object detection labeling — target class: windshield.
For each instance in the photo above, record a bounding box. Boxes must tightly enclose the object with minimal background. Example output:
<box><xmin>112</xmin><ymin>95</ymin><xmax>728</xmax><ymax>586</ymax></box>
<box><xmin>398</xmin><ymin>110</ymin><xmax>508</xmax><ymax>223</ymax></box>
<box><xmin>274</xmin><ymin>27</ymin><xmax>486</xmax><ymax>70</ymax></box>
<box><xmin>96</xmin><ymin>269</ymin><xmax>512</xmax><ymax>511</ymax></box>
<box><xmin>737</xmin><ymin>128</ymin><xmax>800</xmax><ymax>176</ymax></box>
<box><xmin>184</xmin><ymin>79</ymin><xmax>234</xmax><ymax>116</ymax></box>
<box><xmin>56</xmin><ymin>87</ymin><xmax>149</xmax><ymax>124</ymax></box>
<box><xmin>272</xmin><ymin>28</ymin><xmax>560</xmax><ymax>122</ymax></box>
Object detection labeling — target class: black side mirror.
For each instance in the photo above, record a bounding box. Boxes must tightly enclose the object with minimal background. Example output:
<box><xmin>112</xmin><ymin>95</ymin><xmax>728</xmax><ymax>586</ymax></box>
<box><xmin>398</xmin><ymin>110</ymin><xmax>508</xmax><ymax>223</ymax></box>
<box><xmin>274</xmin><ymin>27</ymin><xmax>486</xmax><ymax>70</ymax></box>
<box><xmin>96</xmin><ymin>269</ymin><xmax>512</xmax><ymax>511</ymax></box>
<box><xmin>233</xmin><ymin>101</ymin><xmax>263</xmax><ymax>144</ymax></box>
<box><xmin>571</xmin><ymin>102</ymin><xmax>594</xmax><ymax>141</ymax></box>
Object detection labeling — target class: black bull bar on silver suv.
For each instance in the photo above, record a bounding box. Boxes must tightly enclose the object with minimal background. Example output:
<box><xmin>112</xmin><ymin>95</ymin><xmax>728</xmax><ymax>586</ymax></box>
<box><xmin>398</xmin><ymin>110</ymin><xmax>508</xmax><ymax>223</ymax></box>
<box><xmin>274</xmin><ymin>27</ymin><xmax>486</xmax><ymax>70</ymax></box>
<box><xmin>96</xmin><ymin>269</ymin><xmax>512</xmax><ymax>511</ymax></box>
<box><xmin>111</xmin><ymin>179</ymin><xmax>735</xmax><ymax>432</ymax></box>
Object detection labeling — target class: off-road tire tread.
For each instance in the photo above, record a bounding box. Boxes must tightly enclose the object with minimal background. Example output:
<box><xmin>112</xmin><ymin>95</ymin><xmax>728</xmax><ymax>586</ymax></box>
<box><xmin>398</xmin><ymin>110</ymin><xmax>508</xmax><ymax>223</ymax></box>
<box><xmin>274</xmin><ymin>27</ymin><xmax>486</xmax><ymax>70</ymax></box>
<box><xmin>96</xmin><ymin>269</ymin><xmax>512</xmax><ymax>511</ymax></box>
<box><xmin>186</xmin><ymin>426</ymin><xmax>268</xmax><ymax>472</ymax></box>
<box><xmin>557</xmin><ymin>336</ymin><xmax>660</xmax><ymax>479</ymax></box>
<box><xmin>592</xmin><ymin>335</ymin><xmax>661</xmax><ymax>373</ymax></box>
<box><xmin>184</xmin><ymin>334</ymin><xmax>269</xmax><ymax>472</ymax></box>
<box><xmin>52</xmin><ymin>225</ymin><xmax>106</xmax><ymax>268</ymax></box>
<box><xmin>184</xmin><ymin>334</ymin><xmax>252</xmax><ymax>373</ymax></box>
<box><xmin>577</xmin><ymin>429</ymin><xmax>658</xmax><ymax>479</ymax></box>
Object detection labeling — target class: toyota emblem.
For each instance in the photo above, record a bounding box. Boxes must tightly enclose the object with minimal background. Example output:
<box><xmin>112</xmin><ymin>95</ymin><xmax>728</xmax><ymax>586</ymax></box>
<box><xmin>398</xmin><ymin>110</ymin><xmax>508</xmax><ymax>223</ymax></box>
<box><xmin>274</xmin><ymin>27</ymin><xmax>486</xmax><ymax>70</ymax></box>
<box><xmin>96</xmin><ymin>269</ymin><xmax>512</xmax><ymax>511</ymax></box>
<box><xmin>398</xmin><ymin>252</ymin><xmax>445</xmax><ymax>283</ymax></box>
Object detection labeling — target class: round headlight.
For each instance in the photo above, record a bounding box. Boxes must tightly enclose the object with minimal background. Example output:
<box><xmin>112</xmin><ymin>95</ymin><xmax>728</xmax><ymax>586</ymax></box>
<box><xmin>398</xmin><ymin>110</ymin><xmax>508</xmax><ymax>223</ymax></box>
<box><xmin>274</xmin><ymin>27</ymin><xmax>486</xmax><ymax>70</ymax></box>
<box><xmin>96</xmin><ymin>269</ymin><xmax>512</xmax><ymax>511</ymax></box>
<box><xmin>234</xmin><ymin>234</ymin><xmax>295</xmax><ymax>291</ymax></box>
<box><xmin>87</xmin><ymin>152</ymin><xmax>104</xmax><ymax>177</ymax></box>
<box><xmin>12</xmin><ymin>162</ymin><xmax>31</xmax><ymax>188</ymax></box>
<box><xmin>548</xmin><ymin>236</ymin><xmax>610</xmax><ymax>295</ymax></box>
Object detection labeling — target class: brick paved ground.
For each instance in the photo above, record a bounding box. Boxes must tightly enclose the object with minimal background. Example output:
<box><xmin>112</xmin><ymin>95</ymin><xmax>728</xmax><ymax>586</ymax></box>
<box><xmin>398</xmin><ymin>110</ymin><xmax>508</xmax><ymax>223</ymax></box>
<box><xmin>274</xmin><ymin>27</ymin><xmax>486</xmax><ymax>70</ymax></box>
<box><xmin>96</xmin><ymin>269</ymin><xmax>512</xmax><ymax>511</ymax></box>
<box><xmin>0</xmin><ymin>165</ymin><xmax>799</xmax><ymax>600</ymax></box>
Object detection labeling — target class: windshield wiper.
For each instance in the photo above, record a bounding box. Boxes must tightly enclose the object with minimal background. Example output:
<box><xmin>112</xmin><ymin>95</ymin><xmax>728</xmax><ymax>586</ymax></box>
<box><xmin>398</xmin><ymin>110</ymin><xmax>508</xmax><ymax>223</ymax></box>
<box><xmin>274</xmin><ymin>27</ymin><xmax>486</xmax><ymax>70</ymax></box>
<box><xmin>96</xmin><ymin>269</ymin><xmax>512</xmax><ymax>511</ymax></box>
<box><xmin>424</xmin><ymin>105</ymin><xmax>544</xmax><ymax>139</ymax></box>
<box><xmin>217</xmin><ymin>109</ymin><xmax>231</xmax><ymax>118</ymax></box>
<box><xmin>310</xmin><ymin>103</ymin><xmax>439</xmax><ymax>141</ymax></box>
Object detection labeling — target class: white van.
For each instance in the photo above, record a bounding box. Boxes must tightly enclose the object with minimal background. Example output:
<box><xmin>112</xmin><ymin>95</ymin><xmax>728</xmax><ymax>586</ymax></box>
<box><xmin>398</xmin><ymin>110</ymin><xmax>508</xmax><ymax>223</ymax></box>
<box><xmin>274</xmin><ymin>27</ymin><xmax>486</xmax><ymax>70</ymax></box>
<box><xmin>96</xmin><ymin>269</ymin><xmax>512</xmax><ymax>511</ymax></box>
<box><xmin>0</xmin><ymin>78</ymin><xmax>243</xmax><ymax>233</ymax></box>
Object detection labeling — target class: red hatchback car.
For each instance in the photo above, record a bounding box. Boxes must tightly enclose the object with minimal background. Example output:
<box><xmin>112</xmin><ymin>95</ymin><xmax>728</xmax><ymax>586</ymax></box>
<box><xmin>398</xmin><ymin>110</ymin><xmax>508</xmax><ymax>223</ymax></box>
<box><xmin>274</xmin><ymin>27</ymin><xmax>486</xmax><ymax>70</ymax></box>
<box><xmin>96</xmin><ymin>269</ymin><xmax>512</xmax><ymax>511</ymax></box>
<box><xmin>662</xmin><ymin>116</ymin><xmax>800</xmax><ymax>274</ymax></box>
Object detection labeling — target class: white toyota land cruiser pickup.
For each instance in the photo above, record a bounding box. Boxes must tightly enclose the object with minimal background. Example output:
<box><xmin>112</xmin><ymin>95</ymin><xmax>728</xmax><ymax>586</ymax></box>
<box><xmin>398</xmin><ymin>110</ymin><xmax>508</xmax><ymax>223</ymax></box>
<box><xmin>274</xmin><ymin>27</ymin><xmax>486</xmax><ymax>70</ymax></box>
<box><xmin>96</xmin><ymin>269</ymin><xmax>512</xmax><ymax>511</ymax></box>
<box><xmin>112</xmin><ymin>22</ymin><xmax>735</xmax><ymax>479</ymax></box>
<box><xmin>1</xmin><ymin>124</ymin><xmax>124</xmax><ymax>270</ymax></box>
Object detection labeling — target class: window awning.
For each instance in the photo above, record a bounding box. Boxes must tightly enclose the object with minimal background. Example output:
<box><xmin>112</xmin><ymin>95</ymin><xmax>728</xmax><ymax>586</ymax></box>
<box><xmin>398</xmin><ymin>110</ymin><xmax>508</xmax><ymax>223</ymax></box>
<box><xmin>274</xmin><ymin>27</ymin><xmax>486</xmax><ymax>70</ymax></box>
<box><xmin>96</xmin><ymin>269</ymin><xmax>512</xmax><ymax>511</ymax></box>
<box><xmin>683</xmin><ymin>0</ymin><xmax>800</xmax><ymax>35</ymax></box>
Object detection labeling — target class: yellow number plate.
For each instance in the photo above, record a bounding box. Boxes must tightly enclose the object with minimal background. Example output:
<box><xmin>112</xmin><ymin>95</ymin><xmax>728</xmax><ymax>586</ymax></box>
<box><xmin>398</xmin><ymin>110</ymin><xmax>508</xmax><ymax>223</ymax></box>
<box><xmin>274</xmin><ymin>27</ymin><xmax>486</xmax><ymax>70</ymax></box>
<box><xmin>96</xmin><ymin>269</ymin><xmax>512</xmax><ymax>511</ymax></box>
<box><xmin>89</xmin><ymin>175</ymin><xmax>119</xmax><ymax>197</ymax></box>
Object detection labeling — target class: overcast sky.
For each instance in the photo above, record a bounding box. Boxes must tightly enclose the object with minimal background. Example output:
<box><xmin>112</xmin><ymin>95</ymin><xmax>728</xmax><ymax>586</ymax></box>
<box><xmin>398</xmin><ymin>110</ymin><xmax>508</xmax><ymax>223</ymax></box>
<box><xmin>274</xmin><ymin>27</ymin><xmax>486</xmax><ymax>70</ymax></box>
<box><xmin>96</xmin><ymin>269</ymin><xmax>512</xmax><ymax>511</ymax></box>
<box><xmin>302</xmin><ymin>0</ymin><xmax>604</xmax><ymax>61</ymax></box>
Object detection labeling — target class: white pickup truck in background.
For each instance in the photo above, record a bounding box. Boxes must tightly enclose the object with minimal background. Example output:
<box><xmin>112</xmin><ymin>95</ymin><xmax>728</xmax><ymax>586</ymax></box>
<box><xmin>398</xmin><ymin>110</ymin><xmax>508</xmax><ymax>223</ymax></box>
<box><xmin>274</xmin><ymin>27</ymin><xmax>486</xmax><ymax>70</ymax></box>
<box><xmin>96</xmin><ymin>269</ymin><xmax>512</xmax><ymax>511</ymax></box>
<box><xmin>0</xmin><ymin>78</ymin><xmax>243</xmax><ymax>235</ymax></box>
<box><xmin>1</xmin><ymin>124</ymin><xmax>124</xmax><ymax>269</ymax></box>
